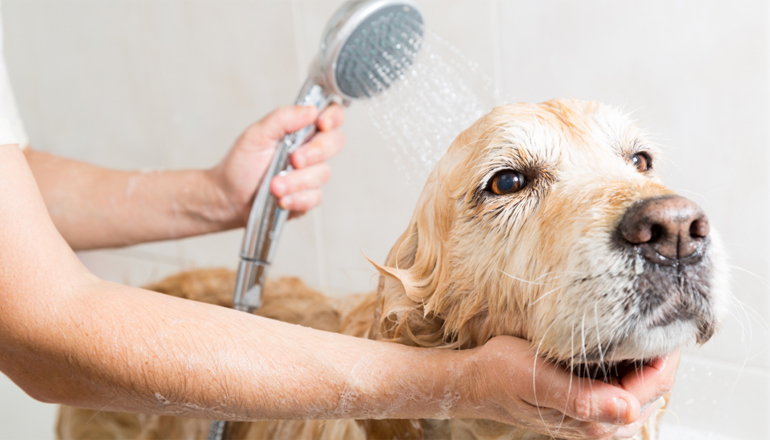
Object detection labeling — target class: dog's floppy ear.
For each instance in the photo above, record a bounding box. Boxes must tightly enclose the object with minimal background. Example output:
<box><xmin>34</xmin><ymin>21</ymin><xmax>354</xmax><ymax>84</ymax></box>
<box><xmin>366</xmin><ymin>168</ymin><xmax>458</xmax><ymax>348</ymax></box>
<box><xmin>366</xmin><ymin>118</ymin><xmax>494</xmax><ymax>349</ymax></box>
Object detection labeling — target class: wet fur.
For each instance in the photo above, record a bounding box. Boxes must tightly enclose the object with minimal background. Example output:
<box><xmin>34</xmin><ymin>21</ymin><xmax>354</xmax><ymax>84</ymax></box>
<box><xmin>57</xmin><ymin>99</ymin><xmax>727</xmax><ymax>440</ymax></box>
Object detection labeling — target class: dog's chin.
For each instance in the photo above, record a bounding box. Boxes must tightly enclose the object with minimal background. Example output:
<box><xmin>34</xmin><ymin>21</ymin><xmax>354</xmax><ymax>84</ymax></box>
<box><xmin>614</xmin><ymin>319</ymin><xmax>698</xmax><ymax>360</ymax></box>
<box><xmin>563</xmin><ymin>320</ymin><xmax>699</xmax><ymax>382</ymax></box>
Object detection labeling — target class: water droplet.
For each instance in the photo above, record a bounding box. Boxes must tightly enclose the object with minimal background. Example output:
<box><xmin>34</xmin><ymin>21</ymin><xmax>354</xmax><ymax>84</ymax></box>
<box><xmin>361</xmin><ymin>28</ymin><xmax>503</xmax><ymax>184</ymax></box>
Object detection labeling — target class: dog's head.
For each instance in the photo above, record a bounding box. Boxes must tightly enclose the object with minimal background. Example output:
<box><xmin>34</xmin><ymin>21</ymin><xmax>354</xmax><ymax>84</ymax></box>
<box><xmin>370</xmin><ymin>98</ymin><xmax>729</xmax><ymax>373</ymax></box>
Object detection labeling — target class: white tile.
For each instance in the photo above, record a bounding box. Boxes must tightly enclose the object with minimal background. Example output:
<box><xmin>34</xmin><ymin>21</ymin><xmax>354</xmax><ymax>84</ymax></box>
<box><xmin>77</xmin><ymin>249</ymin><xmax>185</xmax><ymax>287</ymax></box>
<box><xmin>661</xmin><ymin>353</ymin><xmax>770</xmax><ymax>440</ymax></box>
<box><xmin>0</xmin><ymin>374</ymin><xmax>57</xmax><ymax>440</ymax></box>
<box><xmin>3</xmin><ymin>0</ymin><xmax>301</xmax><ymax>171</ymax></box>
<box><xmin>659</xmin><ymin>425</ymin><xmax>741</xmax><ymax>440</ymax></box>
<box><xmin>415</xmin><ymin>0</ymin><xmax>498</xmax><ymax>79</ymax></box>
<box><xmin>291</xmin><ymin>0</ymin><xmax>349</xmax><ymax>69</ymax></box>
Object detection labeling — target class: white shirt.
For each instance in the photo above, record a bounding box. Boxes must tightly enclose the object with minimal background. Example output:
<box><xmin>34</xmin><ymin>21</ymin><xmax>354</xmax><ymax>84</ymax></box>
<box><xmin>0</xmin><ymin>3</ymin><xmax>29</xmax><ymax>148</ymax></box>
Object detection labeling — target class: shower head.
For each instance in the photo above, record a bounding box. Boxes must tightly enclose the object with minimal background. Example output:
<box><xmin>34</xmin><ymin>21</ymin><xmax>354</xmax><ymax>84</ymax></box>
<box><xmin>317</xmin><ymin>0</ymin><xmax>424</xmax><ymax>100</ymax></box>
<box><xmin>231</xmin><ymin>0</ymin><xmax>426</xmax><ymax>315</ymax></box>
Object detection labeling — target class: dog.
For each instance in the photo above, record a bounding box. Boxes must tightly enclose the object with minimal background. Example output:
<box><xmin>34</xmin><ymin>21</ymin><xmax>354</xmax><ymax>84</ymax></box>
<box><xmin>57</xmin><ymin>98</ymin><xmax>729</xmax><ymax>440</ymax></box>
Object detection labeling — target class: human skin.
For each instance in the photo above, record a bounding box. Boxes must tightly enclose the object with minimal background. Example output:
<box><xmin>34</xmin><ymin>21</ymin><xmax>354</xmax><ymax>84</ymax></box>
<box><xmin>0</xmin><ymin>106</ymin><xmax>675</xmax><ymax>439</ymax></box>
<box><xmin>24</xmin><ymin>105</ymin><xmax>345</xmax><ymax>250</ymax></box>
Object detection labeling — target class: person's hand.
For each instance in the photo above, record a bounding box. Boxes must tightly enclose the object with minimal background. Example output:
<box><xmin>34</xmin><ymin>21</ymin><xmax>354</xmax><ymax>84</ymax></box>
<box><xmin>457</xmin><ymin>336</ymin><xmax>678</xmax><ymax>440</ymax></box>
<box><xmin>209</xmin><ymin>104</ymin><xmax>345</xmax><ymax>224</ymax></box>
<box><xmin>612</xmin><ymin>351</ymin><xmax>678</xmax><ymax>439</ymax></box>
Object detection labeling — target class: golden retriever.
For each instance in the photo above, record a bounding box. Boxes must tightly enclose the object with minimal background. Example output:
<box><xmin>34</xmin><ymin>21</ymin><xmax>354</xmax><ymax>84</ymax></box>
<box><xmin>57</xmin><ymin>99</ymin><xmax>729</xmax><ymax>440</ymax></box>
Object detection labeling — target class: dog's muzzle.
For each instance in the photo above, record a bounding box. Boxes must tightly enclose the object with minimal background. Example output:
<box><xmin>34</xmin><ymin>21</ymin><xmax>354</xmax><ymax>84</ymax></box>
<box><xmin>616</xmin><ymin>195</ymin><xmax>716</xmax><ymax>340</ymax></box>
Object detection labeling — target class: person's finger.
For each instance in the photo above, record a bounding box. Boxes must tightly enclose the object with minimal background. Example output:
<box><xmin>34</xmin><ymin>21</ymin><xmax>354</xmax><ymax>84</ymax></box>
<box><xmin>612</xmin><ymin>396</ymin><xmax>666</xmax><ymax>439</ymax></box>
<box><xmin>278</xmin><ymin>189</ymin><xmax>323</xmax><ymax>213</ymax></box>
<box><xmin>518</xmin><ymin>357</ymin><xmax>640</xmax><ymax>425</ymax></box>
<box><xmin>317</xmin><ymin>104</ymin><xmax>345</xmax><ymax>132</ymax></box>
<box><xmin>619</xmin><ymin>350</ymin><xmax>679</xmax><ymax>408</ymax></box>
<box><xmin>244</xmin><ymin>105</ymin><xmax>320</xmax><ymax>146</ymax></box>
<box><xmin>291</xmin><ymin>129</ymin><xmax>345</xmax><ymax>169</ymax></box>
<box><xmin>270</xmin><ymin>163</ymin><xmax>331</xmax><ymax>198</ymax></box>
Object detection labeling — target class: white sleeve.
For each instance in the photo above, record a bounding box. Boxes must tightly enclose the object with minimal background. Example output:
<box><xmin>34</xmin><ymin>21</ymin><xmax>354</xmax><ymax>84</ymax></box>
<box><xmin>0</xmin><ymin>2</ymin><xmax>28</xmax><ymax>149</ymax></box>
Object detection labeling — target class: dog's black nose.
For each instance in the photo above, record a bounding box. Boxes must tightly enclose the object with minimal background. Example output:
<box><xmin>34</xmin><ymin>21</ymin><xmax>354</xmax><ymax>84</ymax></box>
<box><xmin>619</xmin><ymin>196</ymin><xmax>709</xmax><ymax>264</ymax></box>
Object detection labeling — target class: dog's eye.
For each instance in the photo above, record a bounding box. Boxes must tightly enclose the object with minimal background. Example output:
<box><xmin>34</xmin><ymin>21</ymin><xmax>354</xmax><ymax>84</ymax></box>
<box><xmin>488</xmin><ymin>170</ymin><xmax>527</xmax><ymax>195</ymax></box>
<box><xmin>631</xmin><ymin>153</ymin><xmax>652</xmax><ymax>172</ymax></box>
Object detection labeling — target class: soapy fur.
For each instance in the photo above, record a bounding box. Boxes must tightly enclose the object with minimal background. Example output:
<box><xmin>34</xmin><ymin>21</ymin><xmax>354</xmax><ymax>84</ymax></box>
<box><xmin>57</xmin><ymin>99</ymin><xmax>728</xmax><ymax>440</ymax></box>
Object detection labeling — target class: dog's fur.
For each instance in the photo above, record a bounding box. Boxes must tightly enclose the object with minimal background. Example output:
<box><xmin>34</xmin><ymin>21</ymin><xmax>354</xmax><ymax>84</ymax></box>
<box><xmin>57</xmin><ymin>99</ymin><xmax>728</xmax><ymax>440</ymax></box>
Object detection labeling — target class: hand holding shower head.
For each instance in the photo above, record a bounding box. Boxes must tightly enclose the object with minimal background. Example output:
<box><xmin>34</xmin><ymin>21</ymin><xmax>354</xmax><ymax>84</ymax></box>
<box><xmin>209</xmin><ymin>3</ymin><xmax>423</xmax><ymax>439</ymax></box>
<box><xmin>233</xmin><ymin>0</ymin><xmax>424</xmax><ymax>315</ymax></box>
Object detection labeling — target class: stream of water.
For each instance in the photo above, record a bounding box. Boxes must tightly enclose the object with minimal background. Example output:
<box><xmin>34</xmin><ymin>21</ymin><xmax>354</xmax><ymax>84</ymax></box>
<box><xmin>360</xmin><ymin>26</ymin><xmax>504</xmax><ymax>184</ymax></box>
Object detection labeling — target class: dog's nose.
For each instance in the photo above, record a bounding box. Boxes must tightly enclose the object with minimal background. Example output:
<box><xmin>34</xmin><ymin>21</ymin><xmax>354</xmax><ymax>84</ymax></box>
<box><xmin>619</xmin><ymin>196</ymin><xmax>709</xmax><ymax>264</ymax></box>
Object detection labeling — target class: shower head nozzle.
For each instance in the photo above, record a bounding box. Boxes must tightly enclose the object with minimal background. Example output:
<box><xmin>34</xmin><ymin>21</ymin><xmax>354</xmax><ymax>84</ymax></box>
<box><xmin>318</xmin><ymin>0</ymin><xmax>424</xmax><ymax>100</ymax></box>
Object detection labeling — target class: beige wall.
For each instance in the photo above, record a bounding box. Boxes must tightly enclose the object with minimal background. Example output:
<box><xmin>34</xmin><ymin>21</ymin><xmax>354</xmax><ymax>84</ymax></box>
<box><xmin>0</xmin><ymin>1</ymin><xmax>767</xmax><ymax>439</ymax></box>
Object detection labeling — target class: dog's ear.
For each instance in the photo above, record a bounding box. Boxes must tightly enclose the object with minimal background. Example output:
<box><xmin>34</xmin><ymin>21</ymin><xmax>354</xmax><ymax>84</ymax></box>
<box><xmin>366</xmin><ymin>174</ymin><xmax>457</xmax><ymax>347</ymax></box>
<box><xmin>366</xmin><ymin>120</ymin><xmax>494</xmax><ymax>348</ymax></box>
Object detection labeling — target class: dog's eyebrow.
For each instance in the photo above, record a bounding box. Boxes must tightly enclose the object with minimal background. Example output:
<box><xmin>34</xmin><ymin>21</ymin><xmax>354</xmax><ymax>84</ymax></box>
<box><xmin>619</xmin><ymin>138</ymin><xmax>648</xmax><ymax>154</ymax></box>
<box><xmin>476</xmin><ymin>141</ymin><xmax>553</xmax><ymax>180</ymax></box>
<box><xmin>611</xmin><ymin>125</ymin><xmax>658</xmax><ymax>155</ymax></box>
<box><xmin>466</xmin><ymin>146</ymin><xmax>555</xmax><ymax>208</ymax></box>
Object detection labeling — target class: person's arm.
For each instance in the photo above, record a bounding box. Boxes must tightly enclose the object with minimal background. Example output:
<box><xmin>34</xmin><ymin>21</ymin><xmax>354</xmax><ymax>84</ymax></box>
<box><xmin>23</xmin><ymin>105</ymin><xmax>344</xmax><ymax>250</ymax></box>
<box><xmin>2</xmin><ymin>145</ymin><xmax>671</xmax><ymax>439</ymax></box>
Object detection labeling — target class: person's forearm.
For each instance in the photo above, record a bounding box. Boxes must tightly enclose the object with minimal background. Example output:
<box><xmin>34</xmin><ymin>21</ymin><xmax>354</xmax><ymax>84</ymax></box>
<box><xmin>24</xmin><ymin>149</ymin><xmax>239</xmax><ymax>250</ymax></box>
<box><xmin>1</xmin><ymin>275</ymin><xmax>467</xmax><ymax>421</ymax></box>
<box><xmin>2</xmin><ymin>145</ymin><xmax>462</xmax><ymax>421</ymax></box>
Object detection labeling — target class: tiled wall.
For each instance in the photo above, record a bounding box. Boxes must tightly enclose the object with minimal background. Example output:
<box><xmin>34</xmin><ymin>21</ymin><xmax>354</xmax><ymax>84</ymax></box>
<box><xmin>1</xmin><ymin>1</ymin><xmax>768</xmax><ymax>439</ymax></box>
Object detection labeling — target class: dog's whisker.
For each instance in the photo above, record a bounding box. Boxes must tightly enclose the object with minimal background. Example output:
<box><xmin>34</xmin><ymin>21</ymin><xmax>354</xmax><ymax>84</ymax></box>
<box><xmin>728</xmin><ymin>264</ymin><xmax>770</xmax><ymax>291</ymax></box>
<box><xmin>711</xmin><ymin>279</ymin><xmax>765</xmax><ymax>384</ymax></box>
<box><xmin>528</xmin><ymin>282</ymin><xmax>572</xmax><ymax>306</ymax></box>
<box><xmin>608</xmin><ymin>344</ymin><xmax>621</xmax><ymax>378</ymax></box>
<box><xmin>529</xmin><ymin>288</ymin><xmax>561</xmax><ymax>307</ymax></box>
<box><xmin>533</xmin><ymin>270</ymin><xmax>589</xmax><ymax>282</ymax></box>
<box><xmin>722</xmin><ymin>300</ymin><xmax>752</xmax><ymax>348</ymax></box>
<box><xmin>594</xmin><ymin>304</ymin><xmax>608</xmax><ymax>382</ymax></box>
<box><xmin>719</xmin><ymin>294</ymin><xmax>768</xmax><ymax>387</ymax></box>
<box><xmin>554</xmin><ymin>325</ymin><xmax>576</xmax><ymax>435</ymax></box>
<box><xmin>497</xmin><ymin>269</ymin><xmax>551</xmax><ymax>286</ymax></box>
<box><xmin>580</xmin><ymin>312</ymin><xmax>594</xmax><ymax>391</ymax></box>
<box><xmin>533</xmin><ymin>319</ymin><xmax>558</xmax><ymax>440</ymax></box>
<box><xmin>724</xmin><ymin>266</ymin><xmax>770</xmax><ymax>341</ymax></box>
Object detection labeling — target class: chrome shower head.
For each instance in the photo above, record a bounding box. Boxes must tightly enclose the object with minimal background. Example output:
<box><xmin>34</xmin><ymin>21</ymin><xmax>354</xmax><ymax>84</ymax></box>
<box><xmin>318</xmin><ymin>0</ymin><xmax>424</xmax><ymax>100</ymax></box>
<box><xmin>230</xmin><ymin>0</ymin><xmax>426</xmax><ymax>319</ymax></box>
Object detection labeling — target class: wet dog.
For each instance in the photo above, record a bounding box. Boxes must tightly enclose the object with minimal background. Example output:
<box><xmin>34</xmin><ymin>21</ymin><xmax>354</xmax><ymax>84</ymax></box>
<box><xmin>57</xmin><ymin>99</ymin><xmax>729</xmax><ymax>440</ymax></box>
